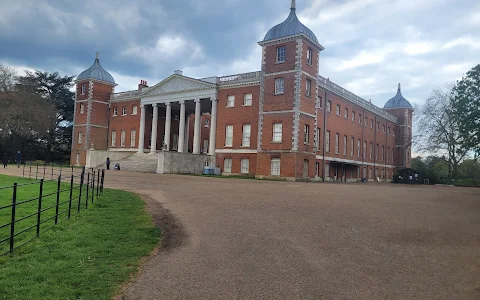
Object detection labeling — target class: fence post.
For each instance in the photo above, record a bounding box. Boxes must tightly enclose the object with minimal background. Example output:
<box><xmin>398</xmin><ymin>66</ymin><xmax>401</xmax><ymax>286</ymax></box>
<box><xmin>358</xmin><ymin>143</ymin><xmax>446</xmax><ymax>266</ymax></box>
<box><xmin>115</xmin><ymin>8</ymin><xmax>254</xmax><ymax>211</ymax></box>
<box><xmin>100</xmin><ymin>169</ymin><xmax>105</xmax><ymax>194</ymax></box>
<box><xmin>51</xmin><ymin>163</ymin><xmax>54</xmax><ymax>180</ymax></box>
<box><xmin>91</xmin><ymin>170</ymin><xmax>95</xmax><ymax>203</ymax></box>
<box><xmin>55</xmin><ymin>176</ymin><xmax>61</xmax><ymax>225</ymax></box>
<box><xmin>22</xmin><ymin>164</ymin><xmax>25</xmax><ymax>178</ymax></box>
<box><xmin>43</xmin><ymin>163</ymin><xmax>46</xmax><ymax>179</ymax></box>
<box><xmin>37</xmin><ymin>179</ymin><xmax>44</xmax><ymax>237</ymax></box>
<box><xmin>96</xmin><ymin>169</ymin><xmax>100</xmax><ymax>198</ymax></box>
<box><xmin>29</xmin><ymin>163</ymin><xmax>32</xmax><ymax>179</ymax></box>
<box><xmin>59</xmin><ymin>164</ymin><xmax>62</xmax><ymax>180</ymax></box>
<box><xmin>10</xmin><ymin>183</ymin><xmax>18</xmax><ymax>254</ymax></box>
<box><xmin>68</xmin><ymin>174</ymin><xmax>74</xmax><ymax>219</ymax></box>
<box><xmin>85</xmin><ymin>172</ymin><xmax>90</xmax><ymax>209</ymax></box>
<box><xmin>78</xmin><ymin>173</ymin><xmax>84</xmax><ymax>213</ymax></box>
<box><xmin>35</xmin><ymin>162</ymin><xmax>38</xmax><ymax>180</ymax></box>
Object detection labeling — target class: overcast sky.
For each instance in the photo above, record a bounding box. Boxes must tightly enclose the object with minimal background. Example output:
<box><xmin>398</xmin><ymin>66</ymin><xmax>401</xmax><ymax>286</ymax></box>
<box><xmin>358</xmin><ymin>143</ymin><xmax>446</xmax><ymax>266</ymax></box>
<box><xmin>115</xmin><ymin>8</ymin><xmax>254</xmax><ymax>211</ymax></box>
<box><xmin>0</xmin><ymin>0</ymin><xmax>478</xmax><ymax>108</ymax></box>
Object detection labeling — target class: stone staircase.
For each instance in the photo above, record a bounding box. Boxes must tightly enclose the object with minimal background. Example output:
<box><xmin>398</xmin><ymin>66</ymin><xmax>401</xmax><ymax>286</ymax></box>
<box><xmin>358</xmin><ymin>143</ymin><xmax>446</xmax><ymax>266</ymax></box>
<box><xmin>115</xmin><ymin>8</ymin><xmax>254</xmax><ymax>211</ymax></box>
<box><xmin>101</xmin><ymin>153</ymin><xmax>159</xmax><ymax>173</ymax></box>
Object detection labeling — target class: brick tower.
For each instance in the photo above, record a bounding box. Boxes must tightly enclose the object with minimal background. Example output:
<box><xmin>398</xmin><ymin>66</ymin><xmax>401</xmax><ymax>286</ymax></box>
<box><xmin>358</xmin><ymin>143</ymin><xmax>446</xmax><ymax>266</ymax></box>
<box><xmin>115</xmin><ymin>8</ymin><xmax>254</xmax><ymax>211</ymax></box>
<box><xmin>70</xmin><ymin>53</ymin><xmax>117</xmax><ymax>166</ymax></box>
<box><xmin>383</xmin><ymin>83</ymin><xmax>413</xmax><ymax>169</ymax></box>
<box><xmin>256</xmin><ymin>0</ymin><xmax>325</xmax><ymax>180</ymax></box>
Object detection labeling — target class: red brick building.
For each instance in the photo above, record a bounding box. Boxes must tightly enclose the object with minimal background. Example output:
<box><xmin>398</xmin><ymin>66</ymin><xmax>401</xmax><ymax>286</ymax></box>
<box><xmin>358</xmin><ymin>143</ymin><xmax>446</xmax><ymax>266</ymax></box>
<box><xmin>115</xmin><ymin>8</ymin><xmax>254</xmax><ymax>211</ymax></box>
<box><xmin>71</xmin><ymin>1</ymin><xmax>413</xmax><ymax>181</ymax></box>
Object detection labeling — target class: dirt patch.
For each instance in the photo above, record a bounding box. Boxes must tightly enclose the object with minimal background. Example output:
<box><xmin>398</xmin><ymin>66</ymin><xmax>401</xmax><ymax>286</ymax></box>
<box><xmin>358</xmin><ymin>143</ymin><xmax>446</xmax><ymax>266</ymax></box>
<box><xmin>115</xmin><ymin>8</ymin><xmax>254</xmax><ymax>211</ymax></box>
<box><xmin>114</xmin><ymin>193</ymin><xmax>187</xmax><ymax>300</ymax></box>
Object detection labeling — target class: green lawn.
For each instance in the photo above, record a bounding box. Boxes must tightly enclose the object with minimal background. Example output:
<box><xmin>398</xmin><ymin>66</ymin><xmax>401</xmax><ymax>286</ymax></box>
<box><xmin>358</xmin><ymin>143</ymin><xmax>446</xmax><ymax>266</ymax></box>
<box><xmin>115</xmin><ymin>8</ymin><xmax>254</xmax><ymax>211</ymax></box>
<box><xmin>0</xmin><ymin>174</ymin><xmax>160</xmax><ymax>300</ymax></box>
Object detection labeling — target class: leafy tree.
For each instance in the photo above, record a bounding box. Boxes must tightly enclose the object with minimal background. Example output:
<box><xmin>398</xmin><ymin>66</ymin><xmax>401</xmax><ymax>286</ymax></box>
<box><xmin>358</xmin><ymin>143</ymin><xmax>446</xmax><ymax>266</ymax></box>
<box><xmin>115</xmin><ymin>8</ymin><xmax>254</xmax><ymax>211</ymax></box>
<box><xmin>16</xmin><ymin>71</ymin><xmax>75</xmax><ymax>163</ymax></box>
<box><xmin>415</xmin><ymin>86</ymin><xmax>470</xmax><ymax>179</ymax></box>
<box><xmin>452</xmin><ymin>64</ymin><xmax>480</xmax><ymax>157</ymax></box>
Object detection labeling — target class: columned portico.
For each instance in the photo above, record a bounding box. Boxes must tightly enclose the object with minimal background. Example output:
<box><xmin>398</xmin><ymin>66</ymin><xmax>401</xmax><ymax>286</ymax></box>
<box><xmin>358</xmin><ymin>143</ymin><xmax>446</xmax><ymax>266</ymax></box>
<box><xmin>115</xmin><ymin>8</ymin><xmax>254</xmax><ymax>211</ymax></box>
<box><xmin>138</xmin><ymin>104</ymin><xmax>146</xmax><ymax>153</ymax></box>
<box><xmin>164</xmin><ymin>102</ymin><xmax>172</xmax><ymax>151</ymax></box>
<box><xmin>178</xmin><ymin>101</ymin><xmax>186</xmax><ymax>153</ymax></box>
<box><xmin>150</xmin><ymin>104</ymin><xmax>159</xmax><ymax>153</ymax></box>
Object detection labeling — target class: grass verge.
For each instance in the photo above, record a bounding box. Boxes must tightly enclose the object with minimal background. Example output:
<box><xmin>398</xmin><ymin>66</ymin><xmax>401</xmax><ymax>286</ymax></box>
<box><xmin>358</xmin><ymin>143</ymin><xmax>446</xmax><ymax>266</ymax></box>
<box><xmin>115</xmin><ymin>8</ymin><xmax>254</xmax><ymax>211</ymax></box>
<box><xmin>0</xmin><ymin>174</ymin><xmax>160</xmax><ymax>300</ymax></box>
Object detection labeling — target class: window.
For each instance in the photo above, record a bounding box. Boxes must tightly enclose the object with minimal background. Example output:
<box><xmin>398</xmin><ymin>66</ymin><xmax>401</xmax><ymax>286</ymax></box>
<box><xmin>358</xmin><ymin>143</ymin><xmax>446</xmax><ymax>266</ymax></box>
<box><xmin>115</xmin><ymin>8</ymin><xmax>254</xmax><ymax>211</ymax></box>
<box><xmin>363</xmin><ymin>141</ymin><xmax>367</xmax><ymax>158</ymax></box>
<box><xmin>306</xmin><ymin>79</ymin><xmax>312</xmax><ymax>97</ymax></box>
<box><xmin>276</xmin><ymin>46</ymin><xmax>286</xmax><ymax>63</ymax></box>
<box><xmin>173</xmin><ymin>134</ymin><xmax>179</xmax><ymax>151</ymax></box>
<box><xmin>318</xmin><ymin>96</ymin><xmax>323</xmax><ymax>108</ymax></box>
<box><xmin>275</xmin><ymin>78</ymin><xmax>284</xmax><ymax>94</ymax></box>
<box><xmin>273</xmin><ymin>123</ymin><xmax>282</xmax><ymax>142</ymax></box>
<box><xmin>335</xmin><ymin>133</ymin><xmax>339</xmax><ymax>154</ymax></box>
<box><xmin>393</xmin><ymin>129</ymin><xmax>396</xmax><ymax>136</ymax></box>
<box><xmin>344</xmin><ymin>108</ymin><xmax>348</xmax><ymax>119</ymax></box>
<box><xmin>336</xmin><ymin>104</ymin><xmax>340</xmax><ymax>116</ymax></box>
<box><xmin>343</xmin><ymin>135</ymin><xmax>347</xmax><ymax>155</ymax></box>
<box><xmin>224</xmin><ymin>158</ymin><xmax>232</xmax><ymax>173</ymax></box>
<box><xmin>382</xmin><ymin>124</ymin><xmax>386</xmax><ymax>133</ymax></box>
<box><xmin>241</xmin><ymin>159</ymin><xmax>249</xmax><ymax>174</ymax></box>
<box><xmin>317</xmin><ymin>127</ymin><xmax>321</xmax><ymax>151</ymax></box>
<box><xmin>76</xmin><ymin>153</ymin><xmax>80</xmax><ymax>164</ymax></box>
<box><xmin>202</xmin><ymin>139</ymin><xmax>208</xmax><ymax>152</ymax></box>
<box><xmin>204</xmin><ymin>119</ymin><xmax>210</xmax><ymax>127</ymax></box>
<box><xmin>113</xmin><ymin>108</ymin><xmax>118</xmax><ymax>117</ymax></box>
<box><xmin>79</xmin><ymin>103</ymin><xmax>84</xmax><ymax>114</ymax></box>
<box><xmin>350</xmin><ymin>137</ymin><xmax>354</xmax><ymax>156</ymax></box>
<box><xmin>122</xmin><ymin>107</ymin><xmax>127</xmax><ymax>116</ymax></box>
<box><xmin>365</xmin><ymin>116</ymin><xmax>368</xmax><ymax>127</ymax></box>
<box><xmin>243</xmin><ymin>93</ymin><xmax>252</xmax><ymax>106</ymax></box>
<box><xmin>242</xmin><ymin>124</ymin><xmax>251</xmax><ymax>147</ymax></box>
<box><xmin>371</xmin><ymin>119</ymin><xmax>374</xmax><ymax>128</ymax></box>
<box><xmin>326</xmin><ymin>131</ymin><xmax>330</xmax><ymax>152</ymax></box>
<box><xmin>271</xmin><ymin>158</ymin><xmax>281</xmax><ymax>176</ymax></box>
<box><xmin>325</xmin><ymin>163</ymin><xmax>330</xmax><ymax>178</ymax></box>
<box><xmin>120</xmin><ymin>130</ymin><xmax>126</xmax><ymax>146</ymax></box>
<box><xmin>387</xmin><ymin>147</ymin><xmax>390</xmax><ymax>162</ymax></box>
<box><xmin>382</xmin><ymin>145</ymin><xmax>385</xmax><ymax>161</ymax></box>
<box><xmin>376</xmin><ymin>122</ymin><xmax>379</xmax><ymax>131</ymax></box>
<box><xmin>131</xmin><ymin>130</ymin><xmax>136</xmax><ymax>147</ymax></box>
<box><xmin>81</xmin><ymin>84</ymin><xmax>86</xmax><ymax>95</ymax></box>
<box><xmin>227</xmin><ymin>95</ymin><xmax>235</xmax><ymax>107</ymax></box>
<box><xmin>392</xmin><ymin>149</ymin><xmax>395</xmax><ymax>162</ymax></box>
<box><xmin>370</xmin><ymin>142</ymin><xmax>373</xmax><ymax>159</ymax></box>
<box><xmin>111</xmin><ymin>131</ymin><xmax>116</xmax><ymax>147</ymax></box>
<box><xmin>225</xmin><ymin>125</ymin><xmax>233</xmax><ymax>147</ymax></box>
<box><xmin>352</xmin><ymin>111</ymin><xmax>355</xmax><ymax>122</ymax></box>
<box><xmin>359</xmin><ymin>114</ymin><xmax>362</xmax><ymax>124</ymax></box>
<box><xmin>376</xmin><ymin>144</ymin><xmax>379</xmax><ymax>160</ymax></box>
<box><xmin>132</xmin><ymin>105</ymin><xmax>138</xmax><ymax>115</ymax></box>
<box><xmin>77</xmin><ymin>132</ymin><xmax>82</xmax><ymax>144</ymax></box>
<box><xmin>327</xmin><ymin>100</ymin><xmax>332</xmax><ymax>112</ymax></box>
<box><xmin>307</xmin><ymin>48</ymin><xmax>313</xmax><ymax>65</ymax></box>
<box><xmin>304</xmin><ymin>124</ymin><xmax>310</xmax><ymax>144</ymax></box>
<box><xmin>357</xmin><ymin>139</ymin><xmax>361</xmax><ymax>157</ymax></box>
<box><xmin>388</xmin><ymin>126</ymin><xmax>391</xmax><ymax>135</ymax></box>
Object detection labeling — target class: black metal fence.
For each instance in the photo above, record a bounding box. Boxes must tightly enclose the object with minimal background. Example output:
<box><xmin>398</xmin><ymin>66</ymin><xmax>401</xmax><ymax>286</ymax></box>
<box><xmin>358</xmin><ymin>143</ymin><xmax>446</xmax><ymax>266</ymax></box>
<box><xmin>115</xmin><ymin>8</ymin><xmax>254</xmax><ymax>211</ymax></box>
<box><xmin>0</xmin><ymin>164</ymin><xmax>105</xmax><ymax>256</ymax></box>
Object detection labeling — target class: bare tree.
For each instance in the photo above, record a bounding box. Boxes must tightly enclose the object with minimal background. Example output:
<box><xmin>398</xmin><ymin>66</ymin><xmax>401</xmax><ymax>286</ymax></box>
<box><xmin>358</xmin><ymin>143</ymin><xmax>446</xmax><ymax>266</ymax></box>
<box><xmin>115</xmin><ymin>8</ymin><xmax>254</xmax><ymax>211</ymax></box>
<box><xmin>414</xmin><ymin>85</ymin><xmax>471</xmax><ymax>179</ymax></box>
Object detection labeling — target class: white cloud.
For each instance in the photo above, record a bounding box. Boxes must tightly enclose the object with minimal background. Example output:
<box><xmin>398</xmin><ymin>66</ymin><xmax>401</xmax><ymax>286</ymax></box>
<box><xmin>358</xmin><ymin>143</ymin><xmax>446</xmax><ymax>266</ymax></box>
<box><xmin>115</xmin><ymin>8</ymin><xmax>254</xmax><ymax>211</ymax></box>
<box><xmin>403</xmin><ymin>42</ymin><xmax>436</xmax><ymax>56</ymax></box>
<box><xmin>442</xmin><ymin>36</ymin><xmax>480</xmax><ymax>49</ymax></box>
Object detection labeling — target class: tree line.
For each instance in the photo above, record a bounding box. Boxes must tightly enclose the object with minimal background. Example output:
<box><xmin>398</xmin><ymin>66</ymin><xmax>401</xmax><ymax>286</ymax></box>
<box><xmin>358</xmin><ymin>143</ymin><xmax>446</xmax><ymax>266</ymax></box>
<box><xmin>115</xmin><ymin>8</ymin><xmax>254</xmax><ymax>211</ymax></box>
<box><xmin>0</xmin><ymin>63</ymin><xmax>75</xmax><ymax>164</ymax></box>
<box><xmin>414</xmin><ymin>64</ymin><xmax>480</xmax><ymax>182</ymax></box>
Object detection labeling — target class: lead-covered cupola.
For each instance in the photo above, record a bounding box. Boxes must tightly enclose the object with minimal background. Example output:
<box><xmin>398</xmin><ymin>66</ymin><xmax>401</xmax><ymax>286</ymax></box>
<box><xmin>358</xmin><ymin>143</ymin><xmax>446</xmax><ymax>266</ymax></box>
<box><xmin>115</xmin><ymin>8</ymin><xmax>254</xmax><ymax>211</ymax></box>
<box><xmin>76</xmin><ymin>53</ymin><xmax>116</xmax><ymax>85</ymax></box>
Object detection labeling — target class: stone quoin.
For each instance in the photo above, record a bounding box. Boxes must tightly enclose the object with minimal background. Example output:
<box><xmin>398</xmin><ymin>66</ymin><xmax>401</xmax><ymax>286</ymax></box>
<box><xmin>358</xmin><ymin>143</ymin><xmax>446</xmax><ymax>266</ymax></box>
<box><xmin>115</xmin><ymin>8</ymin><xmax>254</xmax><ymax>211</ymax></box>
<box><xmin>71</xmin><ymin>1</ymin><xmax>413</xmax><ymax>181</ymax></box>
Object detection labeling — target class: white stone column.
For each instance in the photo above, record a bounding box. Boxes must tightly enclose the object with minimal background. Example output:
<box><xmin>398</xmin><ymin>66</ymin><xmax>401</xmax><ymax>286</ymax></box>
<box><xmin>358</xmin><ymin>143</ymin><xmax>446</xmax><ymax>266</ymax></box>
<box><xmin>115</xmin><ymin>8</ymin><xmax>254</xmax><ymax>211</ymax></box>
<box><xmin>178</xmin><ymin>101</ymin><xmax>185</xmax><ymax>153</ymax></box>
<box><xmin>150</xmin><ymin>103</ymin><xmax>158</xmax><ymax>153</ymax></box>
<box><xmin>193</xmin><ymin>99</ymin><xmax>201</xmax><ymax>154</ymax></box>
<box><xmin>164</xmin><ymin>102</ymin><xmax>172</xmax><ymax>151</ymax></box>
<box><xmin>208</xmin><ymin>98</ymin><xmax>217</xmax><ymax>155</ymax></box>
<box><xmin>138</xmin><ymin>104</ymin><xmax>146</xmax><ymax>153</ymax></box>
<box><xmin>185</xmin><ymin>115</ymin><xmax>190</xmax><ymax>152</ymax></box>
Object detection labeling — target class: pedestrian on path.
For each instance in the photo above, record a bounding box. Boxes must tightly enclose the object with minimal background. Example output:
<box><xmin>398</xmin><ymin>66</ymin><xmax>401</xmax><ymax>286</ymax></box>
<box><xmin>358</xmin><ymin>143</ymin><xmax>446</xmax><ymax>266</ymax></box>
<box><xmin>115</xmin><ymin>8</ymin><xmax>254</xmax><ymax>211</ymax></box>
<box><xmin>15</xmin><ymin>151</ymin><xmax>22</xmax><ymax>168</ymax></box>
<box><xmin>2</xmin><ymin>153</ymin><xmax>8</xmax><ymax>169</ymax></box>
<box><xmin>106</xmin><ymin>157</ymin><xmax>110</xmax><ymax>170</ymax></box>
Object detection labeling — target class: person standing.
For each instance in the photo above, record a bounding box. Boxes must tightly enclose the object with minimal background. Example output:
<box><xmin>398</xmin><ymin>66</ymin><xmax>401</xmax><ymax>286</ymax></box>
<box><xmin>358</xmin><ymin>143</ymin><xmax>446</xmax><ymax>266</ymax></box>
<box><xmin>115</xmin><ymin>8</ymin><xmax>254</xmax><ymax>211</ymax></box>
<box><xmin>106</xmin><ymin>157</ymin><xmax>110</xmax><ymax>170</ymax></box>
<box><xmin>2</xmin><ymin>153</ymin><xmax>8</xmax><ymax>169</ymax></box>
<box><xmin>15</xmin><ymin>151</ymin><xmax>22</xmax><ymax>168</ymax></box>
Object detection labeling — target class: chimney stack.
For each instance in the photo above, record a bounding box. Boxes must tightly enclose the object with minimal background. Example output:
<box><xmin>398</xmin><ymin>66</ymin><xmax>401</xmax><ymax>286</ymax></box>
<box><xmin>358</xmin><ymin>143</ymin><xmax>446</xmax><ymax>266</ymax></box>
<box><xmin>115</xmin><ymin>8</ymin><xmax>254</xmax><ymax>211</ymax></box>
<box><xmin>138</xmin><ymin>80</ymin><xmax>148</xmax><ymax>91</ymax></box>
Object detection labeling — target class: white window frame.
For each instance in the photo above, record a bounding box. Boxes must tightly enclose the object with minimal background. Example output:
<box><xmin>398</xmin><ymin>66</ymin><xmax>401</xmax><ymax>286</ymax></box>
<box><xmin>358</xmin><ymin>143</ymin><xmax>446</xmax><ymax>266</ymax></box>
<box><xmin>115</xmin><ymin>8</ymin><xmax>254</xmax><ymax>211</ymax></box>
<box><xmin>306</xmin><ymin>79</ymin><xmax>311</xmax><ymax>97</ymax></box>
<box><xmin>357</xmin><ymin>139</ymin><xmax>361</xmax><ymax>158</ymax></box>
<box><xmin>274</xmin><ymin>78</ymin><xmax>284</xmax><ymax>94</ymax></box>
<box><xmin>76</xmin><ymin>153</ymin><xmax>80</xmax><ymax>164</ymax></box>
<box><xmin>343</xmin><ymin>135</ymin><xmax>347</xmax><ymax>155</ymax></box>
<box><xmin>242</xmin><ymin>124</ymin><xmax>251</xmax><ymax>147</ymax></box>
<box><xmin>352</xmin><ymin>111</ymin><xmax>355</xmax><ymax>122</ymax></box>
<box><xmin>276</xmin><ymin>46</ymin><xmax>286</xmax><ymax>63</ymax></box>
<box><xmin>344</xmin><ymin>108</ymin><xmax>348</xmax><ymax>119</ymax></box>
<box><xmin>81</xmin><ymin>84</ymin><xmax>86</xmax><ymax>95</ymax></box>
<box><xmin>227</xmin><ymin>95</ymin><xmax>235</xmax><ymax>108</ymax></box>
<box><xmin>241</xmin><ymin>159</ymin><xmax>249</xmax><ymax>174</ymax></box>
<box><xmin>77</xmin><ymin>132</ymin><xmax>82</xmax><ymax>144</ymax></box>
<box><xmin>382</xmin><ymin>145</ymin><xmax>385</xmax><ymax>161</ymax></box>
<box><xmin>130</xmin><ymin>129</ymin><xmax>136</xmax><ymax>147</ymax></box>
<box><xmin>225</xmin><ymin>125</ymin><xmax>233</xmax><ymax>147</ymax></box>
<box><xmin>363</xmin><ymin>141</ymin><xmax>367</xmax><ymax>159</ymax></box>
<box><xmin>243</xmin><ymin>93</ymin><xmax>252</xmax><ymax>106</ymax></box>
<box><xmin>273</xmin><ymin>123</ymin><xmax>282</xmax><ymax>142</ymax></box>
<box><xmin>359</xmin><ymin>114</ymin><xmax>362</xmax><ymax>124</ymax></box>
<box><xmin>132</xmin><ymin>105</ymin><xmax>138</xmax><ymax>115</ymax></box>
<box><xmin>370</xmin><ymin>142</ymin><xmax>373</xmax><ymax>159</ymax></box>
<box><xmin>224</xmin><ymin>158</ymin><xmax>232</xmax><ymax>173</ymax></box>
<box><xmin>326</xmin><ymin>131</ymin><xmax>330</xmax><ymax>152</ymax></box>
<box><xmin>336</xmin><ymin>104</ymin><xmax>340</xmax><ymax>116</ymax></box>
<box><xmin>113</xmin><ymin>108</ymin><xmax>118</xmax><ymax>117</ymax></box>
<box><xmin>387</xmin><ymin>147</ymin><xmax>390</xmax><ymax>162</ymax></box>
<box><xmin>120</xmin><ymin>130</ymin><xmax>126</xmax><ymax>147</ymax></box>
<box><xmin>335</xmin><ymin>133</ymin><xmax>339</xmax><ymax>154</ymax></box>
<box><xmin>172</xmin><ymin>134</ymin><xmax>179</xmax><ymax>151</ymax></box>
<box><xmin>351</xmin><ymin>137</ymin><xmax>354</xmax><ymax>157</ymax></box>
<box><xmin>376</xmin><ymin>144</ymin><xmax>379</xmax><ymax>160</ymax></box>
<box><xmin>307</xmin><ymin>48</ymin><xmax>313</xmax><ymax>65</ymax></box>
<box><xmin>383</xmin><ymin>124</ymin><xmax>386</xmax><ymax>133</ymax></box>
<box><xmin>304</xmin><ymin>124</ymin><xmax>310</xmax><ymax>144</ymax></box>
<box><xmin>122</xmin><ymin>107</ymin><xmax>127</xmax><ymax>116</ymax></box>
<box><xmin>79</xmin><ymin>103</ymin><xmax>84</xmax><ymax>114</ymax></box>
<box><xmin>111</xmin><ymin>131</ymin><xmax>116</xmax><ymax>147</ymax></box>
<box><xmin>327</xmin><ymin>100</ymin><xmax>332</xmax><ymax>112</ymax></box>
<box><xmin>270</xmin><ymin>158</ymin><xmax>281</xmax><ymax>176</ymax></box>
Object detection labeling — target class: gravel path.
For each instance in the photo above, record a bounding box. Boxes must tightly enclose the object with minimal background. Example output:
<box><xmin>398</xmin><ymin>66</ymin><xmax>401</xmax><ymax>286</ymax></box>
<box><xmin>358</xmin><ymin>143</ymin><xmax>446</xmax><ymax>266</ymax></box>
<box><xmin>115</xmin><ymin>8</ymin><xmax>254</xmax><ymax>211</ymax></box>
<box><xmin>2</xmin><ymin>167</ymin><xmax>480</xmax><ymax>299</ymax></box>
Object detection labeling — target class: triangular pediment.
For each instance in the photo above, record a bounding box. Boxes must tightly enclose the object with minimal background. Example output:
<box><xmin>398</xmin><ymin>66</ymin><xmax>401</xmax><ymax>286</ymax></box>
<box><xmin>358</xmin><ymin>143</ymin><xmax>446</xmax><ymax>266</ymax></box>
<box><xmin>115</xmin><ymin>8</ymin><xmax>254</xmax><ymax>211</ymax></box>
<box><xmin>141</xmin><ymin>75</ymin><xmax>217</xmax><ymax>97</ymax></box>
